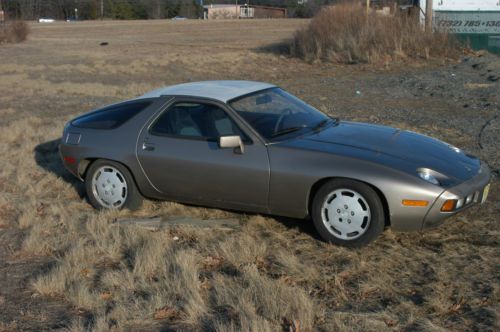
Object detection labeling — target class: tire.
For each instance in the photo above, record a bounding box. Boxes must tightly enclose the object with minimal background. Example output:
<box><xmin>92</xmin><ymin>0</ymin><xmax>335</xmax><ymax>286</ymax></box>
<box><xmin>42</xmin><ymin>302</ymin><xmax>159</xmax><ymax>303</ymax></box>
<box><xmin>311</xmin><ymin>179</ymin><xmax>385</xmax><ymax>248</ymax></box>
<box><xmin>85</xmin><ymin>159</ymin><xmax>143</xmax><ymax>211</ymax></box>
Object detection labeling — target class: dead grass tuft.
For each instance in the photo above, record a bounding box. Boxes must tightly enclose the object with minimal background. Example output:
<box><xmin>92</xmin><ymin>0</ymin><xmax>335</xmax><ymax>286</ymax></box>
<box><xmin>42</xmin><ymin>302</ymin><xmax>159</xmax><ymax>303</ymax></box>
<box><xmin>212</xmin><ymin>266</ymin><xmax>317</xmax><ymax>330</ymax></box>
<box><xmin>290</xmin><ymin>4</ymin><xmax>461</xmax><ymax>63</ymax></box>
<box><xmin>26</xmin><ymin>205</ymin><xmax>321</xmax><ymax>330</ymax></box>
<box><xmin>0</xmin><ymin>21</ymin><xmax>29</xmax><ymax>44</ymax></box>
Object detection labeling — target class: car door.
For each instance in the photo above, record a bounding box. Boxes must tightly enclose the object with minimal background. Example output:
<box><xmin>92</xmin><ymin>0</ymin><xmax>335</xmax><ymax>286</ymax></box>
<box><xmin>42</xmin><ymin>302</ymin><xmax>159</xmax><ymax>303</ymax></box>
<box><xmin>136</xmin><ymin>97</ymin><xmax>270</xmax><ymax>211</ymax></box>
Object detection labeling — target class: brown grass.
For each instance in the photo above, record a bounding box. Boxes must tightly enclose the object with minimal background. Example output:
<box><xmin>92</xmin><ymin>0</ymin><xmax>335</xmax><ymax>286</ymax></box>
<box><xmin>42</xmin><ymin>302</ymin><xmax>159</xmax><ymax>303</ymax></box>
<box><xmin>290</xmin><ymin>4</ymin><xmax>461</xmax><ymax>63</ymax></box>
<box><xmin>0</xmin><ymin>21</ymin><xmax>29</xmax><ymax>43</ymax></box>
<box><xmin>0</xmin><ymin>19</ymin><xmax>498</xmax><ymax>331</ymax></box>
<box><xmin>28</xmin><ymin>203</ymin><xmax>319</xmax><ymax>330</ymax></box>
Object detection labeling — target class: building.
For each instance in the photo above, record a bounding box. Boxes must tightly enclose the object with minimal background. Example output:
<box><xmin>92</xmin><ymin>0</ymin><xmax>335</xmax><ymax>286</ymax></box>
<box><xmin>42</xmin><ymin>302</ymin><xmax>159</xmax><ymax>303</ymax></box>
<box><xmin>203</xmin><ymin>4</ymin><xmax>239</xmax><ymax>19</ymax></box>
<box><xmin>420</xmin><ymin>0</ymin><xmax>500</xmax><ymax>54</ymax></box>
<box><xmin>203</xmin><ymin>4</ymin><xmax>286</xmax><ymax>19</ymax></box>
<box><xmin>252</xmin><ymin>6</ymin><xmax>287</xmax><ymax>19</ymax></box>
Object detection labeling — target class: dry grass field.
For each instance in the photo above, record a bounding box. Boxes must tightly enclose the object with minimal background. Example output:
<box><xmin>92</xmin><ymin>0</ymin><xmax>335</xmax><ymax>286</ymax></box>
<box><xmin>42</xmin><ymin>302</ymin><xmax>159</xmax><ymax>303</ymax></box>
<box><xmin>0</xmin><ymin>20</ymin><xmax>499</xmax><ymax>331</ymax></box>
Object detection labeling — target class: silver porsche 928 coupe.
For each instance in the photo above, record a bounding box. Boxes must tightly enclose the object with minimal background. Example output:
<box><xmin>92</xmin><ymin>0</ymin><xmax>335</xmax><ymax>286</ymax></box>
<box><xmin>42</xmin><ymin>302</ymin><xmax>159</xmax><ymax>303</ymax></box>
<box><xmin>59</xmin><ymin>81</ymin><xmax>491</xmax><ymax>247</ymax></box>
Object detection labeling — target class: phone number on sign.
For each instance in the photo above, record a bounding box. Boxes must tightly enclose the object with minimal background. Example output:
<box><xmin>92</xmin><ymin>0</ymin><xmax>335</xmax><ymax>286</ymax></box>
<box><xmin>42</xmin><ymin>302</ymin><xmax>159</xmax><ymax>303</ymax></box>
<box><xmin>437</xmin><ymin>20</ymin><xmax>500</xmax><ymax>27</ymax></box>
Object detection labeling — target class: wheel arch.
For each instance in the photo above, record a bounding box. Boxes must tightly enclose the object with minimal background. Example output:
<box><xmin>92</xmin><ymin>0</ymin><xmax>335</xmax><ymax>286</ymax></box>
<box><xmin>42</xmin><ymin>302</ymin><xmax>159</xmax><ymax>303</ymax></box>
<box><xmin>308</xmin><ymin>177</ymin><xmax>391</xmax><ymax>227</ymax></box>
<box><xmin>77</xmin><ymin>158</ymin><xmax>95</xmax><ymax>180</ymax></box>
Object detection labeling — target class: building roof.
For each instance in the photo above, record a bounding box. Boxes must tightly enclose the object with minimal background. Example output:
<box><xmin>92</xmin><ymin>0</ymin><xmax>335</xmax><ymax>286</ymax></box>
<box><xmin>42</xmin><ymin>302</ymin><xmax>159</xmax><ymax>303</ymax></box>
<box><xmin>203</xmin><ymin>4</ymin><xmax>286</xmax><ymax>10</ymax></box>
<box><xmin>138</xmin><ymin>80</ymin><xmax>275</xmax><ymax>102</ymax></box>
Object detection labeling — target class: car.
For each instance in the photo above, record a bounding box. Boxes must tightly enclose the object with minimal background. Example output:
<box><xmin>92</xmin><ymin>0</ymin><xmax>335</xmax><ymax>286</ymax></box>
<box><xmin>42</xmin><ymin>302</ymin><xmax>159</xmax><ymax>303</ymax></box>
<box><xmin>171</xmin><ymin>16</ymin><xmax>187</xmax><ymax>20</ymax></box>
<box><xmin>59</xmin><ymin>81</ymin><xmax>491</xmax><ymax>247</ymax></box>
<box><xmin>38</xmin><ymin>18</ymin><xmax>55</xmax><ymax>23</ymax></box>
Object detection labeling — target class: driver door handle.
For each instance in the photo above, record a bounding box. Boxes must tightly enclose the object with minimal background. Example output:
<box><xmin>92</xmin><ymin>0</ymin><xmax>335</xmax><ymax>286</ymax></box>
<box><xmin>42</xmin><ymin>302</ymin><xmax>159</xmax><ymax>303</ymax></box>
<box><xmin>142</xmin><ymin>142</ymin><xmax>155</xmax><ymax>151</ymax></box>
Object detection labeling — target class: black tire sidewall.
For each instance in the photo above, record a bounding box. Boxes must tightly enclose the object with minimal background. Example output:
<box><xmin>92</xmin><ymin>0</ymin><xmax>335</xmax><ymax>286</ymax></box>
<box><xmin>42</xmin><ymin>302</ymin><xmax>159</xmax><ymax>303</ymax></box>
<box><xmin>312</xmin><ymin>179</ymin><xmax>385</xmax><ymax>248</ymax></box>
<box><xmin>85</xmin><ymin>159</ymin><xmax>142</xmax><ymax>211</ymax></box>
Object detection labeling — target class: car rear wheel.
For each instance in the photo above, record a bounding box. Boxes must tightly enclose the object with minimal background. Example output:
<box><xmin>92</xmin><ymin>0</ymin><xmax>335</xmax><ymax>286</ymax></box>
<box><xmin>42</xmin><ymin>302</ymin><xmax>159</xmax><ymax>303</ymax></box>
<box><xmin>85</xmin><ymin>160</ymin><xmax>142</xmax><ymax>210</ymax></box>
<box><xmin>312</xmin><ymin>179</ymin><xmax>385</xmax><ymax>247</ymax></box>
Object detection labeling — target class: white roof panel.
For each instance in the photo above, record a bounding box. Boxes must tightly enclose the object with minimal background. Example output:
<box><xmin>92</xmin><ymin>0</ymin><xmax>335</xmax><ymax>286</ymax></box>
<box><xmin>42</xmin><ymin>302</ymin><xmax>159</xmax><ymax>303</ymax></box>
<box><xmin>138</xmin><ymin>80</ymin><xmax>275</xmax><ymax>102</ymax></box>
<box><xmin>432</xmin><ymin>0</ymin><xmax>500</xmax><ymax>11</ymax></box>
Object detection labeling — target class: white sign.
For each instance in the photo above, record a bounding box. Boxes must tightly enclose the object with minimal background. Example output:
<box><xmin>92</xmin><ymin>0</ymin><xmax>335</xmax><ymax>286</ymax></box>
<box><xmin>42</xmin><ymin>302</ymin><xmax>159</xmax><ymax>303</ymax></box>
<box><xmin>435</xmin><ymin>11</ymin><xmax>500</xmax><ymax>34</ymax></box>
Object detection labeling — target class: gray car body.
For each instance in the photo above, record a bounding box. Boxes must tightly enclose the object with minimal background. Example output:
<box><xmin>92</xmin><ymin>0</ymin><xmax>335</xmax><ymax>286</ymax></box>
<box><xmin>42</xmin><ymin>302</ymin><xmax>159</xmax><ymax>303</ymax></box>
<box><xmin>59</xmin><ymin>81</ymin><xmax>491</xmax><ymax>232</ymax></box>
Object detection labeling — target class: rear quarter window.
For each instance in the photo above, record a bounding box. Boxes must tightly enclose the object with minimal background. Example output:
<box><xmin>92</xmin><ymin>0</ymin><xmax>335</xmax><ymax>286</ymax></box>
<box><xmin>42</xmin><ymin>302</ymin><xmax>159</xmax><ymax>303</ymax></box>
<box><xmin>71</xmin><ymin>100</ymin><xmax>153</xmax><ymax>129</ymax></box>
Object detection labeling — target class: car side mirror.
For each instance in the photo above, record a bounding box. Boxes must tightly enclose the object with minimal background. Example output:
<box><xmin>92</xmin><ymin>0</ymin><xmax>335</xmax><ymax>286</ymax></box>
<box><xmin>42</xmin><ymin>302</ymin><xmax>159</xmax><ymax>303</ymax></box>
<box><xmin>219</xmin><ymin>135</ymin><xmax>244</xmax><ymax>154</ymax></box>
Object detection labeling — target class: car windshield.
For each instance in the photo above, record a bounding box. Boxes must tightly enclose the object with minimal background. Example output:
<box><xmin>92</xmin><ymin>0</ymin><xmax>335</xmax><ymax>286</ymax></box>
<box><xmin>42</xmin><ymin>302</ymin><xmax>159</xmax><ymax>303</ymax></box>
<box><xmin>229</xmin><ymin>87</ymin><xmax>330</xmax><ymax>141</ymax></box>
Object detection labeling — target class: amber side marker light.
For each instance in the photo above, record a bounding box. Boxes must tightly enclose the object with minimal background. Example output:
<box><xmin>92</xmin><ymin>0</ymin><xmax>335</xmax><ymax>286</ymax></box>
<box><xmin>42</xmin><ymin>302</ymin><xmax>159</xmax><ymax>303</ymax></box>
<box><xmin>402</xmin><ymin>200</ymin><xmax>429</xmax><ymax>207</ymax></box>
<box><xmin>441</xmin><ymin>199</ymin><xmax>457</xmax><ymax>212</ymax></box>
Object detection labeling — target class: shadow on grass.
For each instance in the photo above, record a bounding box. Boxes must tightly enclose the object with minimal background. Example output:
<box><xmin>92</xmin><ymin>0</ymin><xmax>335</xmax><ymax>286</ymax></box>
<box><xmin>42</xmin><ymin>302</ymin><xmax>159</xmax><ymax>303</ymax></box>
<box><xmin>273</xmin><ymin>215</ymin><xmax>321</xmax><ymax>240</ymax></box>
<box><xmin>164</xmin><ymin>201</ymin><xmax>321</xmax><ymax>241</ymax></box>
<box><xmin>253</xmin><ymin>40</ymin><xmax>291</xmax><ymax>56</ymax></box>
<box><xmin>34</xmin><ymin>139</ymin><xmax>85</xmax><ymax>198</ymax></box>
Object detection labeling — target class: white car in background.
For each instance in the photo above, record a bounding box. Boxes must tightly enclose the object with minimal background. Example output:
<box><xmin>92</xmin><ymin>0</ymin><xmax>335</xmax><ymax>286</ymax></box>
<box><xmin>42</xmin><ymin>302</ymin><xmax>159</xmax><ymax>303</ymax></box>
<box><xmin>38</xmin><ymin>18</ymin><xmax>55</xmax><ymax>23</ymax></box>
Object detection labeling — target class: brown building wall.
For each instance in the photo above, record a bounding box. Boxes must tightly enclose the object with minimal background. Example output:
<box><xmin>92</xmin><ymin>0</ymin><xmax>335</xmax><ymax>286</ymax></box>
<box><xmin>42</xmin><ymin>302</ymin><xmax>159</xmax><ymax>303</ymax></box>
<box><xmin>253</xmin><ymin>7</ymin><xmax>286</xmax><ymax>19</ymax></box>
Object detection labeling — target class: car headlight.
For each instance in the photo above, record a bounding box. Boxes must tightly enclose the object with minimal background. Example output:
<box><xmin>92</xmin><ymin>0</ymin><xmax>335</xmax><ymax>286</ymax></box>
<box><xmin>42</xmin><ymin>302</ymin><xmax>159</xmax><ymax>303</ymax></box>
<box><xmin>417</xmin><ymin>168</ymin><xmax>440</xmax><ymax>185</ymax></box>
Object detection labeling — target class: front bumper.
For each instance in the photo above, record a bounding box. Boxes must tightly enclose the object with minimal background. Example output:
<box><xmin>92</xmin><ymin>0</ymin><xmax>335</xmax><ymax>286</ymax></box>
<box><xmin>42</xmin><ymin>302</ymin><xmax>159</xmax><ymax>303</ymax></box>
<box><xmin>422</xmin><ymin>163</ymin><xmax>491</xmax><ymax>229</ymax></box>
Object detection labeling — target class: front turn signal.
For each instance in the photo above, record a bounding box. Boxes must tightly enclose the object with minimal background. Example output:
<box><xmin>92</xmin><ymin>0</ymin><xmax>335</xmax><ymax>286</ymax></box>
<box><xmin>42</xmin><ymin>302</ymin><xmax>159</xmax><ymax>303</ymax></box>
<box><xmin>441</xmin><ymin>199</ymin><xmax>457</xmax><ymax>212</ymax></box>
<box><xmin>402</xmin><ymin>200</ymin><xmax>429</xmax><ymax>207</ymax></box>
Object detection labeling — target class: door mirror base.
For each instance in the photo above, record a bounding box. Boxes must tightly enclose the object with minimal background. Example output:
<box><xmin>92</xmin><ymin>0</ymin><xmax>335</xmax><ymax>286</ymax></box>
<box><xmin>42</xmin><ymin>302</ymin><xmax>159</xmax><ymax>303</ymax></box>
<box><xmin>219</xmin><ymin>135</ymin><xmax>244</xmax><ymax>154</ymax></box>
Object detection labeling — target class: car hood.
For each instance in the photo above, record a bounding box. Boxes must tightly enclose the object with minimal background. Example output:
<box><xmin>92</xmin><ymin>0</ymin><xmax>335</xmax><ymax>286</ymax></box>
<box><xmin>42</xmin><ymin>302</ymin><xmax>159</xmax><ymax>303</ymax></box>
<box><xmin>299</xmin><ymin>121</ymin><xmax>480</xmax><ymax>182</ymax></box>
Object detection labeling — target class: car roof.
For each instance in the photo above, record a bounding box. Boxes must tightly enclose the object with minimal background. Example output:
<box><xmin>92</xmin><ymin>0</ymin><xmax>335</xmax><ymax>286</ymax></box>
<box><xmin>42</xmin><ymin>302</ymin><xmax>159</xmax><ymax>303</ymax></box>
<box><xmin>137</xmin><ymin>80</ymin><xmax>275</xmax><ymax>103</ymax></box>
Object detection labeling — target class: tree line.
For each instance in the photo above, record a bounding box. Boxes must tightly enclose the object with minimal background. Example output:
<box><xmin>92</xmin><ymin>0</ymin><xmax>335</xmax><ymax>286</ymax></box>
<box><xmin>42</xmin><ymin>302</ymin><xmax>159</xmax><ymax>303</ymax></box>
<box><xmin>1</xmin><ymin>0</ymin><xmax>342</xmax><ymax>20</ymax></box>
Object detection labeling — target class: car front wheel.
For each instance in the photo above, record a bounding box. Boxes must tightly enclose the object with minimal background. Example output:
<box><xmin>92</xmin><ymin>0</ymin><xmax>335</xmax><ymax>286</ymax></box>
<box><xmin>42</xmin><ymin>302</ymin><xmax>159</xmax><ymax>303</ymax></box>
<box><xmin>85</xmin><ymin>160</ymin><xmax>142</xmax><ymax>210</ymax></box>
<box><xmin>311</xmin><ymin>179</ymin><xmax>385</xmax><ymax>247</ymax></box>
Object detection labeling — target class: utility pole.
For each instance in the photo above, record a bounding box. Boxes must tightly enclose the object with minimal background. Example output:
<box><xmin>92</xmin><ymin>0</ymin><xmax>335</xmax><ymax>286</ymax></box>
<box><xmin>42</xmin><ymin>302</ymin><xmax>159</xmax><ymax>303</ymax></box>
<box><xmin>366</xmin><ymin>0</ymin><xmax>370</xmax><ymax>17</ymax></box>
<box><xmin>425</xmin><ymin>0</ymin><xmax>433</xmax><ymax>32</ymax></box>
<box><xmin>0</xmin><ymin>0</ymin><xmax>4</xmax><ymax>25</ymax></box>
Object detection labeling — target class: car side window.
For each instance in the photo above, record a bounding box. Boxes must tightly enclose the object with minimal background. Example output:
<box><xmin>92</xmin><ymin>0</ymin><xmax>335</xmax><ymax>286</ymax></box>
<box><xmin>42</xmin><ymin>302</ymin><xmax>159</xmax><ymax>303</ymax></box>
<box><xmin>150</xmin><ymin>102</ymin><xmax>248</xmax><ymax>141</ymax></box>
<box><xmin>72</xmin><ymin>100</ymin><xmax>153</xmax><ymax>130</ymax></box>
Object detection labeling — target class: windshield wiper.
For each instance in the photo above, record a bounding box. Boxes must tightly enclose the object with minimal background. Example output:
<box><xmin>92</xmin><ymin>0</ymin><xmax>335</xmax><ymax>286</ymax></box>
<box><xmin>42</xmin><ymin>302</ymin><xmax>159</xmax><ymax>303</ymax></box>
<box><xmin>312</xmin><ymin>119</ymin><xmax>330</xmax><ymax>132</ymax></box>
<box><xmin>271</xmin><ymin>126</ymin><xmax>305</xmax><ymax>138</ymax></box>
<box><xmin>312</xmin><ymin>117</ymin><xmax>339</xmax><ymax>132</ymax></box>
